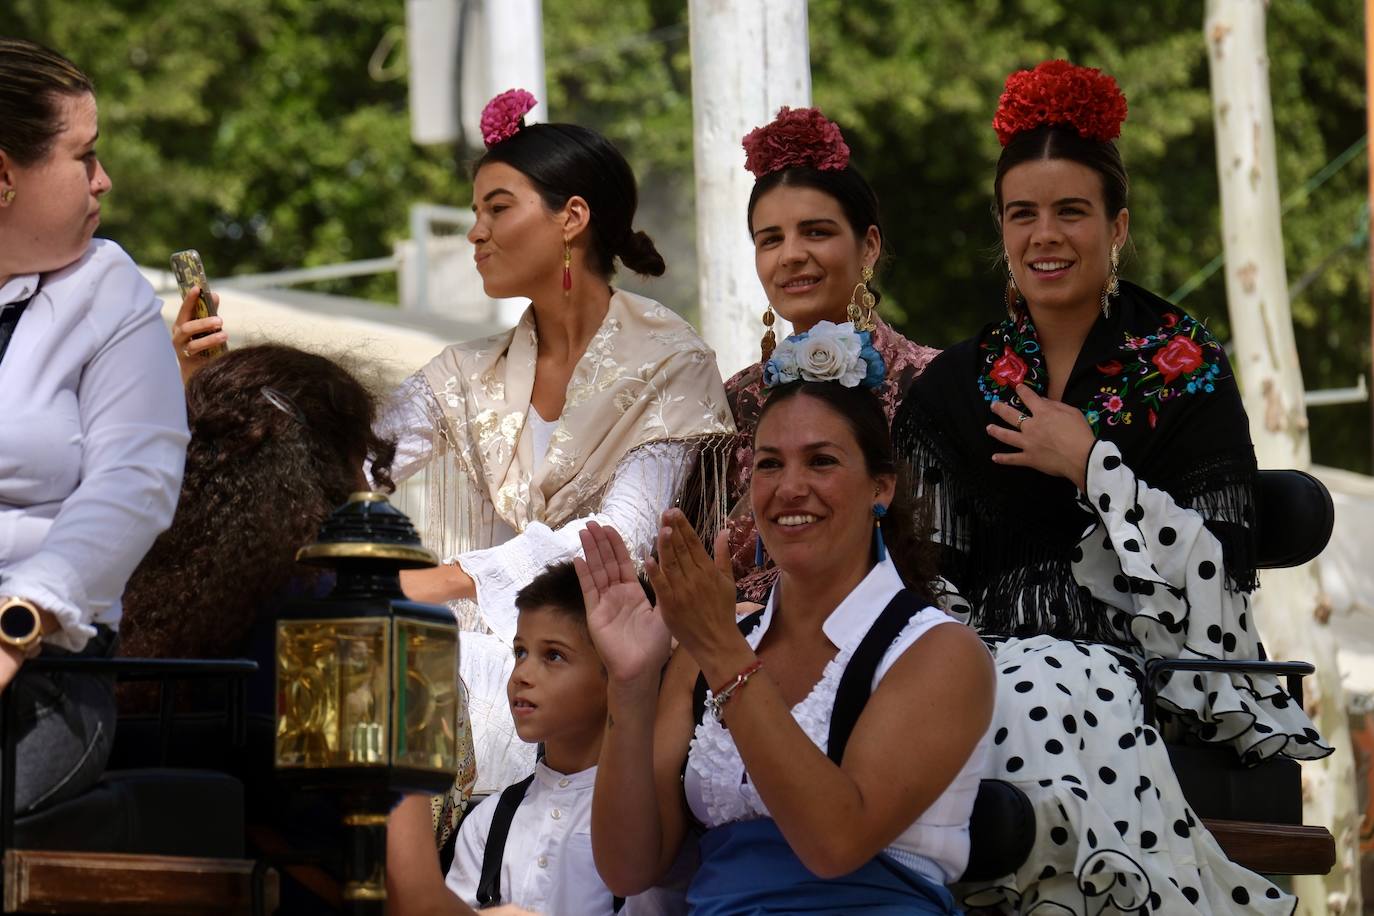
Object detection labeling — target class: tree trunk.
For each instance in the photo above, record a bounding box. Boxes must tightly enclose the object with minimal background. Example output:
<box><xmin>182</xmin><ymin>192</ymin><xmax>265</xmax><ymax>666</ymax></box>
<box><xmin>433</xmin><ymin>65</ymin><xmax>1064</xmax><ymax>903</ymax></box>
<box><xmin>1205</xmin><ymin>2</ymin><xmax>1361</xmax><ymax>912</ymax></box>
<box><xmin>688</xmin><ymin>0</ymin><xmax>809</xmax><ymax>376</ymax></box>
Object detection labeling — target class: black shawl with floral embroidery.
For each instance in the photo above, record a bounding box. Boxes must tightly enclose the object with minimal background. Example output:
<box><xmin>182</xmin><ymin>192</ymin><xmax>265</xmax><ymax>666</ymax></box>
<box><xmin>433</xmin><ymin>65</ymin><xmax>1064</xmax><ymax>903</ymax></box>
<box><xmin>894</xmin><ymin>281</ymin><xmax>1257</xmax><ymax>646</ymax></box>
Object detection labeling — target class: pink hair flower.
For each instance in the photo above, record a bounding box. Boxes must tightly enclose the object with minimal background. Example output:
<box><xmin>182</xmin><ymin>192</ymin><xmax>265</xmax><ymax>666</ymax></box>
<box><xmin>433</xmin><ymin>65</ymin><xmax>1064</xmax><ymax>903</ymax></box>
<box><xmin>480</xmin><ymin>88</ymin><xmax>538</xmax><ymax>148</ymax></box>
<box><xmin>742</xmin><ymin>106</ymin><xmax>851</xmax><ymax>179</ymax></box>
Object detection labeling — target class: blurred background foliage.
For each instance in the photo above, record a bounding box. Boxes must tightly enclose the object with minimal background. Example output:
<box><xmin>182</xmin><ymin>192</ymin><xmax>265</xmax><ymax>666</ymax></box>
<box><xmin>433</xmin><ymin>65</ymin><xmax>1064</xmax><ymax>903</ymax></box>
<box><xmin>9</xmin><ymin>0</ymin><xmax>1370</xmax><ymax>471</ymax></box>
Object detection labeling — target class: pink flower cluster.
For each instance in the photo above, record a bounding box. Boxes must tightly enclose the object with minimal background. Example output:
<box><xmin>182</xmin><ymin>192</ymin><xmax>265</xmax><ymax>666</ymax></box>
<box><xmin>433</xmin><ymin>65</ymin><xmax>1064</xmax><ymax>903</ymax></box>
<box><xmin>480</xmin><ymin>88</ymin><xmax>538</xmax><ymax>148</ymax></box>
<box><xmin>992</xmin><ymin>60</ymin><xmax>1128</xmax><ymax>146</ymax></box>
<box><xmin>742</xmin><ymin>107</ymin><xmax>851</xmax><ymax>178</ymax></box>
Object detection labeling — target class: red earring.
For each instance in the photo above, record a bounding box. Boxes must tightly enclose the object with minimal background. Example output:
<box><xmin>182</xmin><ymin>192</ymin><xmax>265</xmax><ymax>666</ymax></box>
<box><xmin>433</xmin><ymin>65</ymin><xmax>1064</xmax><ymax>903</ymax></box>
<box><xmin>562</xmin><ymin>242</ymin><xmax>572</xmax><ymax>294</ymax></box>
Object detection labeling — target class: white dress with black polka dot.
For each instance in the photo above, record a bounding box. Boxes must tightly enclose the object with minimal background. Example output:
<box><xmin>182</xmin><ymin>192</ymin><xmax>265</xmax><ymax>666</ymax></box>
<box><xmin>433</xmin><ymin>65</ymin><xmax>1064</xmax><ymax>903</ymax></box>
<box><xmin>954</xmin><ymin>439</ymin><xmax>1329</xmax><ymax>915</ymax></box>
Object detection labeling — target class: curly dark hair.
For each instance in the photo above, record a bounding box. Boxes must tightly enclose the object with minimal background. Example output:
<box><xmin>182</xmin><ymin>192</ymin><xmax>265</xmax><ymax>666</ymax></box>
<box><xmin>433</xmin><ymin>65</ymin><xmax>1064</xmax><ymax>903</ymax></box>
<box><xmin>120</xmin><ymin>345</ymin><xmax>397</xmax><ymax>661</ymax></box>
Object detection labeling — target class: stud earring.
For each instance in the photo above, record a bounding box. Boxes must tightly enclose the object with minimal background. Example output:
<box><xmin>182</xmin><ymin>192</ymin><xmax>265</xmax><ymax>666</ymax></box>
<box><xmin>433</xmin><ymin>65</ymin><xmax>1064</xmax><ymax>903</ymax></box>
<box><xmin>847</xmin><ymin>265</ymin><xmax>877</xmax><ymax>332</ymax></box>
<box><xmin>872</xmin><ymin>503</ymin><xmax>888</xmax><ymax>563</ymax></box>
<box><xmin>760</xmin><ymin>303</ymin><xmax>777</xmax><ymax>362</ymax></box>
<box><xmin>562</xmin><ymin>242</ymin><xmax>572</xmax><ymax>295</ymax></box>
<box><xmin>0</xmin><ymin>188</ymin><xmax>14</xmax><ymax>206</ymax></box>
<box><xmin>1100</xmin><ymin>243</ymin><xmax>1120</xmax><ymax>318</ymax></box>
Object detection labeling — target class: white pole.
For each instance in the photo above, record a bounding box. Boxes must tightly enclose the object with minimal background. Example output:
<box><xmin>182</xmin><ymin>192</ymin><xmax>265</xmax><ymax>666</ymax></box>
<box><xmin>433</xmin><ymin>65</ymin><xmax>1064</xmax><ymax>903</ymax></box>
<box><xmin>465</xmin><ymin>0</ymin><xmax>546</xmax><ymax>326</ymax></box>
<box><xmin>1205</xmin><ymin>3</ymin><xmax>1360</xmax><ymax>912</ymax></box>
<box><xmin>408</xmin><ymin>0</ymin><xmax>548</xmax><ymax>146</ymax></box>
<box><xmin>481</xmin><ymin>0</ymin><xmax>548</xmax><ymax>126</ymax></box>
<box><xmin>689</xmin><ymin>0</ymin><xmax>811</xmax><ymax>376</ymax></box>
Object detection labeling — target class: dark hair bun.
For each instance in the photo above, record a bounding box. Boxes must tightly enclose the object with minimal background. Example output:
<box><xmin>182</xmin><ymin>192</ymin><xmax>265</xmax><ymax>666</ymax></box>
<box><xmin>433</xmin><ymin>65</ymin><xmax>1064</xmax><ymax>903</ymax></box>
<box><xmin>619</xmin><ymin>229</ymin><xmax>666</xmax><ymax>277</ymax></box>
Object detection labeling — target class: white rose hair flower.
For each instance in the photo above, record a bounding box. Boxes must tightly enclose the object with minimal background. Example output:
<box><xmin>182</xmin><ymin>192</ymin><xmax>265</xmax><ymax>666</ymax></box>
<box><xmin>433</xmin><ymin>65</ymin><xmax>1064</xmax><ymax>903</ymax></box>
<box><xmin>762</xmin><ymin>320</ymin><xmax>885</xmax><ymax>390</ymax></box>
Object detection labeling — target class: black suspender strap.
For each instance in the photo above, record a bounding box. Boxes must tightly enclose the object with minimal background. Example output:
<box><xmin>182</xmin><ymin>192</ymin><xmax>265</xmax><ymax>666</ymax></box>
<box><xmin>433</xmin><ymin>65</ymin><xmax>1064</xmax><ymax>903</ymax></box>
<box><xmin>473</xmin><ymin>772</ymin><xmax>625</xmax><ymax>913</ymax></box>
<box><xmin>826</xmin><ymin>588</ymin><xmax>921</xmax><ymax>765</ymax></box>
<box><xmin>475</xmin><ymin>773</ymin><xmax>535</xmax><ymax>908</ymax></box>
<box><xmin>0</xmin><ymin>286</ymin><xmax>38</xmax><ymax>368</ymax></box>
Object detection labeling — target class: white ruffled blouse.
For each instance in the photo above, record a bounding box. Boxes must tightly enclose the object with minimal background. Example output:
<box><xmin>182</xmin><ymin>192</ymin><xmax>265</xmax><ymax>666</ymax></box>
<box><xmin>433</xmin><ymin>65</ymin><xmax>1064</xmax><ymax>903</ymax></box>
<box><xmin>683</xmin><ymin>557</ymin><xmax>992</xmax><ymax>885</ymax></box>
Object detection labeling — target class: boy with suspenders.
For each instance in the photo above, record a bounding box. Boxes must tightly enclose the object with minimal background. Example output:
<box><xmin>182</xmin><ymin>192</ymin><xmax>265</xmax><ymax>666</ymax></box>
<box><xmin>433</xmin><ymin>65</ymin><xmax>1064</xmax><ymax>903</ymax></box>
<box><xmin>444</xmin><ymin>561</ymin><xmax>631</xmax><ymax>914</ymax></box>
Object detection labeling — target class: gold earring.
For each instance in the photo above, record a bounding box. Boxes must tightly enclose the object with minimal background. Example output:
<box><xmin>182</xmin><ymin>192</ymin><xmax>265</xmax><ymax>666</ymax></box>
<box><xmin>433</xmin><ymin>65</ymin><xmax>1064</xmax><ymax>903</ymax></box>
<box><xmin>760</xmin><ymin>303</ymin><xmax>777</xmax><ymax>362</ymax></box>
<box><xmin>1004</xmin><ymin>253</ymin><xmax>1021</xmax><ymax>320</ymax></box>
<box><xmin>0</xmin><ymin>188</ymin><xmax>14</xmax><ymax>206</ymax></box>
<box><xmin>1100</xmin><ymin>243</ymin><xmax>1120</xmax><ymax>317</ymax></box>
<box><xmin>847</xmin><ymin>265</ymin><xmax>877</xmax><ymax>332</ymax></box>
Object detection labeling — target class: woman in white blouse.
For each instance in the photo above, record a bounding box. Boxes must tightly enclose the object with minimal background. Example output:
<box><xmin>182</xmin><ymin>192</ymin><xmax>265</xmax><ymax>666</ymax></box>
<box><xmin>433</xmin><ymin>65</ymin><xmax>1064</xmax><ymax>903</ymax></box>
<box><xmin>580</xmin><ymin>334</ymin><xmax>995</xmax><ymax>914</ymax></box>
<box><xmin>0</xmin><ymin>39</ymin><xmax>188</xmax><ymax>813</ymax></box>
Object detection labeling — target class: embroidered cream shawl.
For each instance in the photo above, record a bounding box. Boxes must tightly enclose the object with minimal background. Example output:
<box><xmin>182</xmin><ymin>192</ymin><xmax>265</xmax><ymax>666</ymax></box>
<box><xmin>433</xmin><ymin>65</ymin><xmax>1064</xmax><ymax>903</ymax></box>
<box><xmin>420</xmin><ymin>289</ymin><xmax>735</xmax><ymax>537</ymax></box>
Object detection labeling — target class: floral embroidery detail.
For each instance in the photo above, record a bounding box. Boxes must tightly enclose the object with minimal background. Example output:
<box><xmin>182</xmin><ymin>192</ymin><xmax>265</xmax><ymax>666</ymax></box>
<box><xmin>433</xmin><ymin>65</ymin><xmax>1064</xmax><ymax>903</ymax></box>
<box><xmin>1151</xmin><ymin>336</ymin><xmax>1203</xmax><ymax>383</ymax></box>
<box><xmin>978</xmin><ymin>315</ymin><xmax>1045</xmax><ymax>407</ymax></box>
<box><xmin>990</xmin><ymin>346</ymin><xmax>1029</xmax><ymax>388</ymax></box>
<box><xmin>979</xmin><ymin>307</ymin><xmax>1222</xmax><ymax>434</ymax></box>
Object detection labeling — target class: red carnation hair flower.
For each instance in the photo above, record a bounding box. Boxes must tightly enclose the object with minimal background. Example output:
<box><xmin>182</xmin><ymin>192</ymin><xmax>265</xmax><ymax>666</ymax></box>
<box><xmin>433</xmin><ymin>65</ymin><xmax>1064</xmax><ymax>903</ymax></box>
<box><xmin>742</xmin><ymin>107</ymin><xmax>851</xmax><ymax>179</ymax></box>
<box><xmin>481</xmin><ymin>88</ymin><xmax>538</xmax><ymax>148</ymax></box>
<box><xmin>992</xmin><ymin>60</ymin><xmax>1128</xmax><ymax>146</ymax></box>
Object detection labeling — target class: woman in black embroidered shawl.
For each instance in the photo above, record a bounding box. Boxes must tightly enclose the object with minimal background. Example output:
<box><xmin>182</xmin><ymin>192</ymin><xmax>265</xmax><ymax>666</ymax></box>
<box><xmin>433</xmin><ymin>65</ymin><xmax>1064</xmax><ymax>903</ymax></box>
<box><xmin>893</xmin><ymin>60</ymin><xmax>1330</xmax><ymax>914</ymax></box>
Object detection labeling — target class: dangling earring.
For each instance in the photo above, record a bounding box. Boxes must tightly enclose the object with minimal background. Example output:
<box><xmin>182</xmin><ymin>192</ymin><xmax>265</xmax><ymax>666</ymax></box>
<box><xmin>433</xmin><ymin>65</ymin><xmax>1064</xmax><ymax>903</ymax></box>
<box><xmin>872</xmin><ymin>503</ymin><xmax>888</xmax><ymax>563</ymax></box>
<box><xmin>1004</xmin><ymin>253</ymin><xmax>1021</xmax><ymax>321</ymax></box>
<box><xmin>760</xmin><ymin>303</ymin><xmax>777</xmax><ymax>362</ymax></box>
<box><xmin>562</xmin><ymin>242</ymin><xmax>572</xmax><ymax>296</ymax></box>
<box><xmin>1100</xmin><ymin>243</ymin><xmax>1120</xmax><ymax>317</ymax></box>
<box><xmin>754</xmin><ymin>531</ymin><xmax>767</xmax><ymax>567</ymax></box>
<box><xmin>0</xmin><ymin>188</ymin><xmax>14</xmax><ymax>206</ymax></box>
<box><xmin>847</xmin><ymin>265</ymin><xmax>877</xmax><ymax>332</ymax></box>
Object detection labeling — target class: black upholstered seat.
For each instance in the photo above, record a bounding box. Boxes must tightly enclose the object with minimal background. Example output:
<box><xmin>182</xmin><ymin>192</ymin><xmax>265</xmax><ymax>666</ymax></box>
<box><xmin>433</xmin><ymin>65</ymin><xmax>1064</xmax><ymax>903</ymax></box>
<box><xmin>15</xmin><ymin>768</ymin><xmax>245</xmax><ymax>858</ymax></box>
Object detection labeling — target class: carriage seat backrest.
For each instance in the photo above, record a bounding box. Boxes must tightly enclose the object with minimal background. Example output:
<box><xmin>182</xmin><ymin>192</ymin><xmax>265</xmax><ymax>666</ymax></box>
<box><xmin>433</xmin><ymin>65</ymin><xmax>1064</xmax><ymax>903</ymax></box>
<box><xmin>1254</xmin><ymin>469</ymin><xmax>1334</xmax><ymax>569</ymax></box>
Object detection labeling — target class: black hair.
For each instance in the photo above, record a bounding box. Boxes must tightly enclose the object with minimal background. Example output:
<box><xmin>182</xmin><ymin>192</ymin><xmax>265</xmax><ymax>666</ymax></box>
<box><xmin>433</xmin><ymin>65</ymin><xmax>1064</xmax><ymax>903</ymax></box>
<box><xmin>476</xmin><ymin>123</ymin><xmax>665</xmax><ymax>279</ymax></box>
<box><xmin>747</xmin><ymin>165</ymin><xmax>886</xmax><ymax>303</ymax></box>
<box><xmin>515</xmin><ymin>561</ymin><xmax>586</xmax><ymax>621</ymax></box>
<box><xmin>0</xmin><ymin>38</ymin><xmax>95</xmax><ymax>166</ymax></box>
<box><xmin>754</xmin><ymin>382</ymin><xmax>935</xmax><ymax>595</ymax></box>
<box><xmin>993</xmin><ymin>124</ymin><xmax>1129</xmax><ymax>218</ymax></box>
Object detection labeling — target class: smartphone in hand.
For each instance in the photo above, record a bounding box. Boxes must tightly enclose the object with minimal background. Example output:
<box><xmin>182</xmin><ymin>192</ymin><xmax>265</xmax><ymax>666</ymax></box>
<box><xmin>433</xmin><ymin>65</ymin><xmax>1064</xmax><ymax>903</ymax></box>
<box><xmin>170</xmin><ymin>248</ymin><xmax>227</xmax><ymax>359</ymax></box>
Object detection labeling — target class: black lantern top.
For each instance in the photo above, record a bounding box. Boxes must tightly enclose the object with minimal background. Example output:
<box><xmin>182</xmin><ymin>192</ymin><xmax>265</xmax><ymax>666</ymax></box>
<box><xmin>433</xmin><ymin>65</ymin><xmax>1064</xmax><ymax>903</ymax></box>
<box><xmin>297</xmin><ymin>491</ymin><xmax>438</xmax><ymax>569</ymax></box>
<box><xmin>292</xmin><ymin>492</ymin><xmax>444</xmax><ymax>614</ymax></box>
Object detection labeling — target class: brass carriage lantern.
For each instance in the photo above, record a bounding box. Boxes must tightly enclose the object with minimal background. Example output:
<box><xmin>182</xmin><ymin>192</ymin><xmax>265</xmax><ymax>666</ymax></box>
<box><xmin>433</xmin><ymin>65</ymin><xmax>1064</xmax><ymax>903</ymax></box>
<box><xmin>275</xmin><ymin>492</ymin><xmax>464</xmax><ymax>913</ymax></box>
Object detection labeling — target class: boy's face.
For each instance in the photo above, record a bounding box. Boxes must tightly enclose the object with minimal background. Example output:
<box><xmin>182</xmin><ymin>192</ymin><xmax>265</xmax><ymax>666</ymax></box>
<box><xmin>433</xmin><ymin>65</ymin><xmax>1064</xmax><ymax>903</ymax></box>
<box><xmin>508</xmin><ymin>607</ymin><xmax>608</xmax><ymax>745</ymax></box>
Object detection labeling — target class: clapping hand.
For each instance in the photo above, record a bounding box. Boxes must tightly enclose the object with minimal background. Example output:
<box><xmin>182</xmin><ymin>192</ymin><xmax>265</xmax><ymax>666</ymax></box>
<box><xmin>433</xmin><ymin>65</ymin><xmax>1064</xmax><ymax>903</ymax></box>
<box><xmin>576</xmin><ymin>522</ymin><xmax>671</xmax><ymax>685</ymax></box>
<box><xmin>987</xmin><ymin>383</ymin><xmax>1096</xmax><ymax>491</ymax></box>
<box><xmin>644</xmin><ymin>509</ymin><xmax>740</xmax><ymax>666</ymax></box>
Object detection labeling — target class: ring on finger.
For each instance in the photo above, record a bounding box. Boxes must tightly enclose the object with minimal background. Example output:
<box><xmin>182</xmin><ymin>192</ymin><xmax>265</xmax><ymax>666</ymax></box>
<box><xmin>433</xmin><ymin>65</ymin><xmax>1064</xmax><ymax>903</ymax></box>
<box><xmin>1016</xmin><ymin>413</ymin><xmax>1031</xmax><ymax>431</ymax></box>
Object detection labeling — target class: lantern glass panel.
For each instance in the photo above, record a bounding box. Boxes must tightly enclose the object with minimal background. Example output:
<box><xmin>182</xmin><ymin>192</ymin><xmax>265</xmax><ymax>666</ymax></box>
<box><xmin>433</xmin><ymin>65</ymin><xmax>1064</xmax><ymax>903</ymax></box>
<box><xmin>392</xmin><ymin>619</ymin><xmax>463</xmax><ymax>774</ymax></box>
<box><xmin>276</xmin><ymin>618</ymin><xmax>390</xmax><ymax>768</ymax></box>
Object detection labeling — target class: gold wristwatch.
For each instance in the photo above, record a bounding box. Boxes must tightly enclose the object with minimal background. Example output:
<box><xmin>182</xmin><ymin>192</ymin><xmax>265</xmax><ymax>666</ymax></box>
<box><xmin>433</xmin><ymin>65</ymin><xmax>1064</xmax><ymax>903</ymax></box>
<box><xmin>0</xmin><ymin>597</ymin><xmax>43</xmax><ymax>651</ymax></box>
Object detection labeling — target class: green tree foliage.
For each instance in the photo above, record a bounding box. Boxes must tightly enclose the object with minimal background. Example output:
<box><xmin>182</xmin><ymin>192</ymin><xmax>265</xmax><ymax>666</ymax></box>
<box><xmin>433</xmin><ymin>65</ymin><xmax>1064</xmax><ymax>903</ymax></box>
<box><xmin>9</xmin><ymin>0</ymin><xmax>467</xmax><ymax>298</ymax></box>
<box><xmin>8</xmin><ymin>0</ymin><xmax>1368</xmax><ymax>469</ymax></box>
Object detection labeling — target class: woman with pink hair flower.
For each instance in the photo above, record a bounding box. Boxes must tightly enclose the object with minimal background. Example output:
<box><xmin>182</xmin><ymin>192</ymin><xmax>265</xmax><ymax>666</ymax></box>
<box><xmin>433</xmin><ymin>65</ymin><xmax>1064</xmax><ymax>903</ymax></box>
<box><xmin>723</xmin><ymin>106</ymin><xmax>941</xmax><ymax>605</ymax></box>
<box><xmin>381</xmin><ymin>88</ymin><xmax>734</xmax><ymax>914</ymax></box>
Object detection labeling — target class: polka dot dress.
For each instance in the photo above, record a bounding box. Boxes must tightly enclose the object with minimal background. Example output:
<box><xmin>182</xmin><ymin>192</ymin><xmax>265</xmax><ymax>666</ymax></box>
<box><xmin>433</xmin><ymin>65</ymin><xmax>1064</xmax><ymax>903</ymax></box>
<box><xmin>957</xmin><ymin>635</ymin><xmax>1294</xmax><ymax>914</ymax></box>
<box><xmin>952</xmin><ymin>442</ymin><xmax>1328</xmax><ymax>914</ymax></box>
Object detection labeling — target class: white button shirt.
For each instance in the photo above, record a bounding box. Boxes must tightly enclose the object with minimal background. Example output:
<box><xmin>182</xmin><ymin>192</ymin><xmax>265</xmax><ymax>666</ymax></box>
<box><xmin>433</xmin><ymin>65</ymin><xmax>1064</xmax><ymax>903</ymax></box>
<box><xmin>0</xmin><ymin>239</ymin><xmax>188</xmax><ymax>650</ymax></box>
<box><xmin>447</xmin><ymin>762</ymin><xmax>631</xmax><ymax>916</ymax></box>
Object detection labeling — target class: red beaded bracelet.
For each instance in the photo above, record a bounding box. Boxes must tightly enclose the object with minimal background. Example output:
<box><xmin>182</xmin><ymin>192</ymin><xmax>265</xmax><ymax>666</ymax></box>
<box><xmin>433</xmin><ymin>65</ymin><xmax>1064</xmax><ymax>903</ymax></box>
<box><xmin>706</xmin><ymin>660</ymin><xmax>764</xmax><ymax>721</ymax></box>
